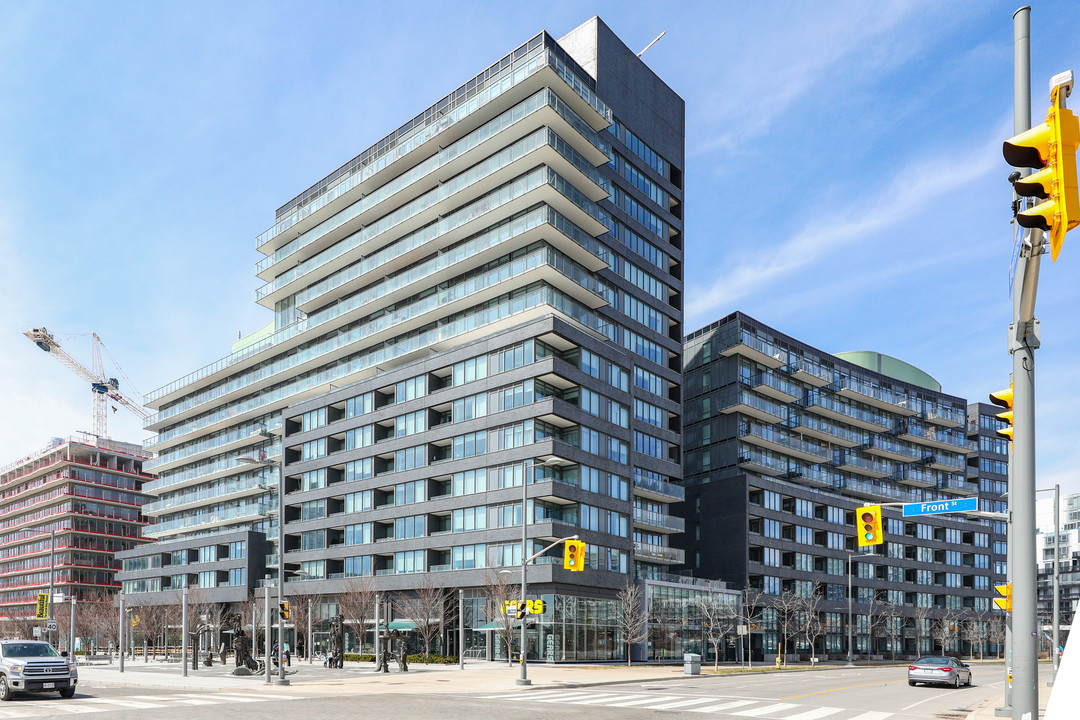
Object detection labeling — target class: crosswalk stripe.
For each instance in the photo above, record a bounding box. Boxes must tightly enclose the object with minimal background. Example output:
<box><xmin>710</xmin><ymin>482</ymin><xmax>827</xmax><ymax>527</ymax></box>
<box><xmin>128</xmin><ymin>695</ymin><xmax>219</xmax><ymax>705</ymax></box>
<box><xmin>567</xmin><ymin>694</ymin><xmax>632</xmax><ymax>704</ymax></box>
<box><xmin>80</xmin><ymin>698</ymin><xmax>166</xmax><ymax>708</ymax></box>
<box><xmin>535</xmin><ymin>692</ymin><xmax>597</xmax><ymax>703</ymax></box>
<box><xmin>782</xmin><ymin>707</ymin><xmax>844</xmax><ymax>720</ymax></box>
<box><xmin>649</xmin><ymin>697</ymin><xmax>720</xmax><ymax>709</ymax></box>
<box><xmin>482</xmin><ymin>690</ymin><xmax>566</xmax><ymax>700</ymax></box>
<box><xmin>0</xmin><ymin>712</ymin><xmax>33</xmax><ymax>719</ymax></box>
<box><xmin>603</xmin><ymin>695</ymin><xmax>681</xmax><ymax>707</ymax></box>
<box><xmin>847</xmin><ymin>713</ymin><xmax>892</xmax><ymax>720</ymax></box>
<box><xmin>39</xmin><ymin>706</ymin><xmax>106</xmax><ymax>715</ymax></box>
<box><xmin>733</xmin><ymin>702</ymin><xmax>800</xmax><ymax>716</ymax></box>
<box><xmin>689</xmin><ymin>700</ymin><xmax>758</xmax><ymax>713</ymax></box>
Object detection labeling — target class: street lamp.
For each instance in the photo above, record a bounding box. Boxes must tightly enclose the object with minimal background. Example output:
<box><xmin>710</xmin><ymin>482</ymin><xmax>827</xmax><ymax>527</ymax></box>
<box><xmin>846</xmin><ymin>551</ymin><xmax>866</xmax><ymax>667</ymax></box>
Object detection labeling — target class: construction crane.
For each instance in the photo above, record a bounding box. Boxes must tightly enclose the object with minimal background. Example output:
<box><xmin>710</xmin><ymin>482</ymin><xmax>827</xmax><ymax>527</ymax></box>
<box><xmin>23</xmin><ymin>327</ymin><xmax>151</xmax><ymax>439</ymax></box>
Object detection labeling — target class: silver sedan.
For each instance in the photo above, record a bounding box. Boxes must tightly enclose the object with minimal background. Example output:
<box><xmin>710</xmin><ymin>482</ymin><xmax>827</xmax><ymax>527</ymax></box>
<box><xmin>908</xmin><ymin>656</ymin><xmax>973</xmax><ymax>687</ymax></box>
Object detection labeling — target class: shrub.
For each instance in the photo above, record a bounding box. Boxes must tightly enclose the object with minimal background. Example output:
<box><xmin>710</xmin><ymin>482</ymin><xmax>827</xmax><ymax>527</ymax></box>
<box><xmin>342</xmin><ymin>653</ymin><xmax>376</xmax><ymax>663</ymax></box>
<box><xmin>406</xmin><ymin>653</ymin><xmax>458</xmax><ymax>664</ymax></box>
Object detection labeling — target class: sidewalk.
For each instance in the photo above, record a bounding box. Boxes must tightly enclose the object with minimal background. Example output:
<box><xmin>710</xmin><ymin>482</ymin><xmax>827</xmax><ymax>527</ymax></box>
<box><xmin>966</xmin><ymin>681</ymin><xmax>1050</xmax><ymax>720</ymax></box>
<box><xmin>76</xmin><ymin>658</ymin><xmax>695</xmax><ymax>695</ymax></box>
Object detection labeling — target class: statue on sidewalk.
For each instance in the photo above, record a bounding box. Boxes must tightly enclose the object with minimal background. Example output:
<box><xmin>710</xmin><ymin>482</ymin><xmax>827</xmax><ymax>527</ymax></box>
<box><xmin>375</xmin><ymin>629</ymin><xmax>410</xmax><ymax>672</ymax></box>
<box><xmin>222</xmin><ymin>612</ymin><xmax>261</xmax><ymax>672</ymax></box>
<box><xmin>326</xmin><ymin>614</ymin><xmax>344</xmax><ymax>669</ymax></box>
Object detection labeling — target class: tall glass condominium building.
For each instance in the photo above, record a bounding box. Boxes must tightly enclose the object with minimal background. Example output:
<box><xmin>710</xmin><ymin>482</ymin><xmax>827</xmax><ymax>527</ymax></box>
<box><xmin>118</xmin><ymin>18</ymin><xmax>687</xmax><ymax>651</ymax></box>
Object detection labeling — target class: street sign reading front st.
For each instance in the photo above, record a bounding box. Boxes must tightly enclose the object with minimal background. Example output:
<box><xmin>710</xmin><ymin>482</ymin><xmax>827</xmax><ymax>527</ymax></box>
<box><xmin>902</xmin><ymin>497</ymin><xmax>977</xmax><ymax>517</ymax></box>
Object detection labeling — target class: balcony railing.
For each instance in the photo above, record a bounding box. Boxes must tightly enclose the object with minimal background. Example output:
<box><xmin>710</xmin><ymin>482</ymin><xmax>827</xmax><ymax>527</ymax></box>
<box><xmin>632</xmin><ymin>474</ymin><xmax>684</xmax><ymax>501</ymax></box>
<box><xmin>632</xmin><ymin>542</ymin><xmax>684</xmax><ymax>564</ymax></box>
<box><xmin>633</xmin><ymin>509</ymin><xmax>685</xmax><ymax>533</ymax></box>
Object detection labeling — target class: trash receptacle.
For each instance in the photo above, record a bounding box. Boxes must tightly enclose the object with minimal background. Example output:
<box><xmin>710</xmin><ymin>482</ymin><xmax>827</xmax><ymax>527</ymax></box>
<box><xmin>683</xmin><ymin>653</ymin><xmax>701</xmax><ymax>675</ymax></box>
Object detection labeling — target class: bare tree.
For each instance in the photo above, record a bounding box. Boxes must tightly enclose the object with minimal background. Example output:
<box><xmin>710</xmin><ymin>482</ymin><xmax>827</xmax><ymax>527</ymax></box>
<box><xmin>482</xmin><ymin>568</ymin><xmax>518</xmax><ymax>666</ymax></box>
<box><xmin>862</xmin><ymin>593</ymin><xmax>891</xmax><ymax>662</ymax></box>
<box><xmin>615</xmin><ymin>581</ymin><xmax>648</xmax><ymax>667</ymax></box>
<box><xmin>881</xmin><ymin>603</ymin><xmax>903</xmax><ymax>661</ymax></box>
<box><xmin>397</xmin><ymin>575</ymin><xmax>448</xmax><ymax>656</ymax></box>
<box><xmin>648</xmin><ymin>596</ymin><xmax>681</xmax><ymax>662</ymax></box>
<box><xmin>286</xmin><ymin>583</ymin><xmax>322</xmax><ymax>657</ymax></box>
<box><xmin>961</xmin><ymin>610</ymin><xmax>990</xmax><ymax>661</ymax></box>
<box><xmin>989</xmin><ymin>612</ymin><xmax>1007</xmax><ymax>659</ymax></box>
<box><xmin>932</xmin><ymin>608</ymin><xmax>961</xmax><ymax>656</ymax></box>
<box><xmin>796</xmin><ymin>585</ymin><xmax>825</xmax><ymax>663</ymax></box>
<box><xmin>740</xmin><ymin>584</ymin><xmax>766</xmax><ymax>668</ymax></box>
<box><xmin>912</xmin><ymin>605</ymin><xmax>934</xmax><ymax>657</ymax></box>
<box><xmin>337</xmin><ymin>576</ymin><xmax>377</xmax><ymax>656</ymax></box>
<box><xmin>5</xmin><ymin>613</ymin><xmax>38</xmax><ymax>641</ymax></box>
<box><xmin>772</xmin><ymin>590</ymin><xmax>802</xmax><ymax>667</ymax></box>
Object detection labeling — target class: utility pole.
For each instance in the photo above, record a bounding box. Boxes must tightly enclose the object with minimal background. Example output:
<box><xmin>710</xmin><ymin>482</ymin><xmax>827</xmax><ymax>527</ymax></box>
<box><xmin>181</xmin><ymin>585</ymin><xmax>188</xmax><ymax>678</ymax></box>
<box><xmin>264</xmin><ymin>575</ymin><xmax>272</xmax><ymax>684</ymax></box>
<box><xmin>518</xmin><ymin>464</ymin><xmax>531</xmax><ymax>687</ymax></box>
<box><xmin>846</xmin><ymin>553</ymin><xmax>855</xmax><ymax>666</ymax></box>
<box><xmin>1053</xmin><ymin>483</ymin><xmax>1061</xmax><ymax>679</ymax></box>
<box><xmin>459</xmin><ymin>589</ymin><xmax>465</xmax><ymax>671</ymax></box>
<box><xmin>374</xmin><ymin>592</ymin><xmax>381</xmax><ymax>672</ymax></box>
<box><xmin>69</xmin><ymin>597</ymin><xmax>76</xmax><ymax>656</ymax></box>
<box><xmin>48</xmin><ymin>530</ymin><xmax>55</xmax><ymax>647</ymax></box>
<box><xmin>118</xmin><ymin>595</ymin><xmax>125</xmax><ymax>673</ymax></box>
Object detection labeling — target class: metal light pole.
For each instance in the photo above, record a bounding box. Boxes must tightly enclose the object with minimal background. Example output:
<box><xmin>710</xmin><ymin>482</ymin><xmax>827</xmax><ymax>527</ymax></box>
<box><xmin>846</xmin><ymin>552</ymin><xmax>857</xmax><ymax>666</ymax></box>
<box><xmin>264</xmin><ymin>574</ymin><xmax>272</xmax><ymax>684</ymax></box>
<box><xmin>374</xmin><ymin>592</ymin><xmax>381</xmax><ymax>671</ymax></box>
<box><xmin>118</xmin><ymin>595</ymin><xmax>125</xmax><ymax>673</ymax></box>
<box><xmin>274</xmin><ymin>459</ymin><xmax>289</xmax><ymax>684</ymax></box>
<box><xmin>459</xmin><ymin>589</ymin><xmax>465</xmax><ymax>671</ymax></box>
<box><xmin>307</xmin><ymin>599</ymin><xmax>312</xmax><ymax>666</ymax></box>
<box><xmin>181</xmin><ymin>585</ymin><xmax>188</xmax><ymax>678</ymax></box>
<box><xmin>517</xmin><ymin>463</ymin><xmax>531</xmax><ymax>686</ymax></box>
<box><xmin>69</xmin><ymin>597</ymin><xmax>76</xmax><ymax>657</ymax></box>
<box><xmin>48</xmin><ymin>530</ymin><xmax>56</xmax><ymax>647</ymax></box>
<box><xmin>1008</xmin><ymin>8</ymin><xmax>1042</xmax><ymax>719</ymax></box>
<box><xmin>1053</xmin><ymin>483</ymin><xmax>1061</xmax><ymax>679</ymax></box>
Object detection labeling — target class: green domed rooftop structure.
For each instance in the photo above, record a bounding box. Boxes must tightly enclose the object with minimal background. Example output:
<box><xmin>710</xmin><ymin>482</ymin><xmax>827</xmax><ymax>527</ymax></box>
<box><xmin>833</xmin><ymin>351</ymin><xmax>941</xmax><ymax>392</ymax></box>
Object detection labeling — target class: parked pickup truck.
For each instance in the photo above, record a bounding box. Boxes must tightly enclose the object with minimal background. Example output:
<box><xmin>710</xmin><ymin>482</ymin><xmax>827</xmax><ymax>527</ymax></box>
<box><xmin>0</xmin><ymin>641</ymin><xmax>78</xmax><ymax>700</ymax></box>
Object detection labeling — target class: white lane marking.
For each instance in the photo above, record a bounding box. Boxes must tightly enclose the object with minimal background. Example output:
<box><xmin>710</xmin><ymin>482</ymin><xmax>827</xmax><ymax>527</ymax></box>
<box><xmin>80</xmin><ymin>698</ymin><xmax>166</xmax><ymax>708</ymax></box>
<box><xmin>481</xmin><ymin>690</ymin><xmax>566</xmax><ymax>700</ymax></box>
<box><xmin>689</xmin><ymin>700</ymin><xmax>759</xmax><ymax>713</ymax></box>
<box><xmin>0</xmin><ymin>712</ymin><xmax>33</xmax><ymax>720</ymax></box>
<box><xmin>602</xmin><ymin>695</ymin><xmax>681</xmax><ymax>707</ymax></box>
<box><xmin>901</xmin><ymin>687</ymin><xmax>965</xmax><ymax>712</ymax></box>
<box><xmin>179</xmin><ymin>693</ymin><xmax>296</xmax><ymax>703</ymax></box>
<box><xmin>127</xmin><ymin>695</ymin><xmax>219</xmax><ymax>705</ymax></box>
<box><xmin>649</xmin><ymin>697</ymin><xmax>722</xmax><ymax>710</ymax></box>
<box><xmin>567</xmin><ymin>694</ymin><xmax>636</xmax><ymax>705</ymax></box>
<box><xmin>534</xmin><ymin>692</ymin><xmax>598</xmax><ymax>703</ymax></box>
<box><xmin>846</xmin><ymin>712</ymin><xmax>892</xmax><ymax>720</ymax></box>
<box><xmin>782</xmin><ymin>707</ymin><xmax>844</xmax><ymax>720</ymax></box>
<box><xmin>733</xmin><ymin>702</ymin><xmax>800</xmax><ymax>716</ymax></box>
<box><xmin>40</xmin><ymin>706</ymin><xmax>106</xmax><ymax>715</ymax></box>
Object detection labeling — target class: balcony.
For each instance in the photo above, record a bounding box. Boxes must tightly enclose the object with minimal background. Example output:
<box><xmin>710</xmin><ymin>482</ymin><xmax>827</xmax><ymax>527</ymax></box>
<box><xmin>779</xmin><ymin>358</ymin><xmax>833</xmax><ymax>387</ymax></box>
<box><xmin>891</xmin><ymin>465</ymin><xmax>937</xmax><ymax>489</ymax></box>
<box><xmin>750</xmin><ymin>372</ymin><xmax>802</xmax><ymax>403</ymax></box>
<box><xmin>831</xmin><ymin>376</ymin><xmax>915</xmax><ymax>415</ymax></box>
<box><xmin>632</xmin><ymin>475</ymin><xmax>684</xmax><ymax>502</ymax></box>
<box><xmin>141</xmin><ymin>503</ymin><xmax>268</xmax><ymax>539</ymax></box>
<box><xmin>832</xmin><ymin>450</ymin><xmax>892</xmax><ymax>478</ymax></box>
<box><xmin>926</xmin><ymin>452</ymin><xmax>965</xmax><ymax>473</ymax></box>
<box><xmin>938</xmin><ymin>475</ymin><xmax>977</xmax><ymax>496</ymax></box>
<box><xmin>784</xmin><ymin>414</ymin><xmax>865</xmax><ymax>447</ymax></box>
<box><xmin>862</xmin><ymin>435</ymin><xmax>925</xmax><ymax>462</ymax></box>
<box><xmin>740</xmin><ymin>422</ymin><xmax>830</xmax><ymax>463</ymax></box>
<box><xmin>782</xmin><ymin>465</ymin><xmax>835</xmax><ymax>490</ymax></box>
<box><xmin>835</xmin><ymin>477</ymin><xmax>924</xmax><ymax>504</ymax></box>
<box><xmin>922</xmin><ymin>404</ymin><xmax>966</xmax><ymax>428</ymax></box>
<box><xmin>633</xmin><ymin>508</ymin><xmax>685</xmax><ymax>534</ymax></box>
<box><xmin>632</xmin><ymin>542</ymin><xmax>685</xmax><ymax>565</ymax></box>
<box><xmin>737</xmin><ymin>446</ymin><xmax>793</xmax><ymax>478</ymax></box>
<box><xmin>717</xmin><ymin>328</ymin><xmax>787</xmax><ymax>368</ymax></box>
<box><xmin>895</xmin><ymin>421</ymin><xmax>976</xmax><ymax>454</ymax></box>
<box><xmin>802</xmin><ymin>393</ymin><xmax>892</xmax><ymax>432</ymax></box>
<box><xmin>718</xmin><ymin>390</ymin><xmax>786</xmax><ymax>423</ymax></box>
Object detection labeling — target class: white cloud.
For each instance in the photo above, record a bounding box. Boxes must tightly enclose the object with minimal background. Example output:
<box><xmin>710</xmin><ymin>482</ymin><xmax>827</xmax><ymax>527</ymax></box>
<box><xmin>685</xmin><ymin>131</ymin><xmax>1005</xmax><ymax>327</ymax></box>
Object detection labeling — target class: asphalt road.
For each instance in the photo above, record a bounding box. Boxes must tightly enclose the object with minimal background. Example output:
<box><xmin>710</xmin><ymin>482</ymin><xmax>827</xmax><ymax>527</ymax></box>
<box><xmin>0</xmin><ymin>664</ymin><xmax>1050</xmax><ymax>719</ymax></box>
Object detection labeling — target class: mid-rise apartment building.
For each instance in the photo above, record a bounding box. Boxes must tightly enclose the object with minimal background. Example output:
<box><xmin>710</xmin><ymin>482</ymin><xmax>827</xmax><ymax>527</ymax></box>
<box><xmin>118</xmin><ymin>17</ymin><xmax>700</xmax><ymax>662</ymax></box>
<box><xmin>0</xmin><ymin>437</ymin><xmax>154</xmax><ymax>624</ymax></box>
<box><xmin>677</xmin><ymin>312</ymin><xmax>1006</xmax><ymax>660</ymax></box>
<box><xmin>1035</xmin><ymin>490</ymin><xmax>1080</xmax><ymax>641</ymax></box>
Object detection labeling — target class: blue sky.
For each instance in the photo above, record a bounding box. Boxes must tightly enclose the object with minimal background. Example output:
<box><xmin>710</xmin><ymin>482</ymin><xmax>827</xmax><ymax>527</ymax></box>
<box><xmin>2</xmin><ymin>1</ymin><xmax>1079</xmax><ymax>493</ymax></box>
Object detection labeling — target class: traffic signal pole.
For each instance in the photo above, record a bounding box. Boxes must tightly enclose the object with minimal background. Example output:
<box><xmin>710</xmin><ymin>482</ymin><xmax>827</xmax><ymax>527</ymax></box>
<box><xmin>1009</xmin><ymin>8</ymin><xmax>1040</xmax><ymax>719</ymax></box>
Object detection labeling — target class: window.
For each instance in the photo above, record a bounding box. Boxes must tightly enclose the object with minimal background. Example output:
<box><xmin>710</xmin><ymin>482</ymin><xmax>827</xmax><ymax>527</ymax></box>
<box><xmin>634</xmin><ymin>366</ymin><xmax>666</xmax><ymax>397</ymax></box>
<box><xmin>346</xmin><ymin>392</ymin><xmax>374</xmax><ymax>418</ymax></box>
<box><xmin>395</xmin><ymin>375</ymin><xmax>427</xmax><ymax>403</ymax></box>
<box><xmin>301</xmin><ymin>408</ymin><xmax>327</xmax><ymax>432</ymax></box>
<box><xmin>633</xmin><ymin>431</ymin><xmax>665</xmax><ymax>459</ymax></box>
<box><xmin>199</xmin><ymin>571</ymin><xmax>216</xmax><ymax>588</ymax></box>
<box><xmin>301</xmin><ymin>469</ymin><xmax>326</xmax><ymax>491</ymax></box>
<box><xmin>452</xmin><ymin>431</ymin><xmax>487</xmax><ymax>459</ymax></box>
<box><xmin>394</xmin><ymin>515</ymin><xmax>426</xmax><ymax>539</ymax></box>
<box><xmin>301</xmin><ymin>438</ymin><xmax>326</xmax><ymax>461</ymax></box>
<box><xmin>345</xmin><ymin>523</ymin><xmax>372</xmax><ymax>546</ymax></box>
<box><xmin>580</xmin><ymin>348</ymin><xmax>601</xmax><ymax>379</ymax></box>
<box><xmin>394</xmin><ymin>445</ymin><xmax>426</xmax><ymax>471</ymax></box>
<box><xmin>345</xmin><ymin>556</ymin><xmax>371</xmax><ymax>577</ymax></box>
<box><xmin>496</xmin><ymin>502</ymin><xmax>523</xmax><ymax>528</ymax></box>
<box><xmin>580</xmin><ymin>387</ymin><xmax>601</xmax><ymax>416</ymax></box>
<box><xmin>394</xmin><ymin>480</ymin><xmax>426</xmax><ymax>505</ymax></box>
<box><xmin>634</xmin><ymin>399</ymin><xmax>665</xmax><ymax>428</ymax></box>
<box><xmin>344</xmin><ymin>490</ymin><xmax>373</xmax><ymax>514</ymax></box>
<box><xmin>452</xmin><ymin>470</ymin><xmax>487</xmax><ymax>496</ymax></box>
<box><xmin>395</xmin><ymin>411</ymin><xmax>427</xmax><ymax>437</ymax></box>
<box><xmin>300</xmin><ymin>499</ymin><xmax>326</xmax><ymax>521</ymax></box>
<box><xmin>453</xmin><ymin>354</ymin><xmax>488</xmax><ymax>386</ymax></box>
<box><xmin>452</xmin><ymin>506</ymin><xmax>487</xmax><ymax>533</ymax></box>
<box><xmin>229</xmin><ymin>541</ymin><xmax>246</xmax><ymax>559</ymax></box>
<box><xmin>345</xmin><ymin>458</ymin><xmax>373</xmax><ymax>482</ymax></box>
<box><xmin>609</xmin><ymin>363</ymin><xmax>629</xmax><ymax>391</ymax></box>
<box><xmin>608</xmin><ymin>437</ymin><xmax>629</xmax><ymax>464</ymax></box>
<box><xmin>346</xmin><ymin>425</ymin><xmax>373</xmax><ymax>450</ymax></box>
<box><xmin>229</xmin><ymin>568</ymin><xmax>246</xmax><ymax>586</ymax></box>
<box><xmin>301</xmin><ymin>530</ymin><xmax>326</xmax><ymax>551</ymax></box>
<box><xmin>394</xmin><ymin>550</ymin><xmax>424</xmax><ymax>574</ymax></box>
<box><xmin>197</xmin><ymin>546</ymin><xmax>216</xmax><ymax>564</ymax></box>
<box><xmin>454</xmin><ymin>392</ymin><xmax>489</xmax><ymax>422</ymax></box>
<box><xmin>452</xmin><ymin>544</ymin><xmax>487</xmax><ymax>570</ymax></box>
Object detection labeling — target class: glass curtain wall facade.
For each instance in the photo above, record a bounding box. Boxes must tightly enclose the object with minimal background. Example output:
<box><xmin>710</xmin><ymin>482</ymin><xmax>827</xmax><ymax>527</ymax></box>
<box><xmin>117</xmin><ymin>17</ymin><xmax>686</xmax><ymax>662</ymax></box>
<box><xmin>678</xmin><ymin>312</ymin><xmax>1006</xmax><ymax>661</ymax></box>
<box><xmin>0</xmin><ymin>437</ymin><xmax>154</xmax><ymax>626</ymax></box>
